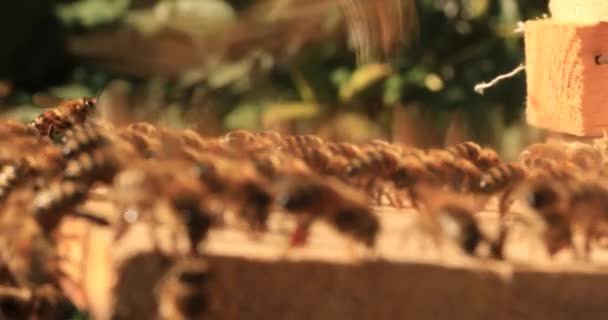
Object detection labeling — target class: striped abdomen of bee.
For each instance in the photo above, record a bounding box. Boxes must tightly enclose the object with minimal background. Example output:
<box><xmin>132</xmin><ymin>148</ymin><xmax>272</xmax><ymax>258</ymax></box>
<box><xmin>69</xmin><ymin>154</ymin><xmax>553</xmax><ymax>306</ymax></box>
<box><xmin>0</xmin><ymin>162</ymin><xmax>27</xmax><ymax>200</ymax></box>
<box><xmin>446</xmin><ymin>141</ymin><xmax>481</xmax><ymax>163</ymax></box>
<box><xmin>30</xmin><ymin>97</ymin><xmax>97</xmax><ymax>137</ymax></box>
<box><xmin>118</xmin><ymin>130</ymin><xmax>162</xmax><ymax>159</ymax></box>
<box><xmin>345</xmin><ymin>147</ymin><xmax>401</xmax><ymax>179</ymax></box>
<box><xmin>476</xmin><ymin>162</ymin><xmax>526</xmax><ymax>215</ymax></box>
<box><xmin>293</xmin><ymin>145</ymin><xmax>346</xmax><ymax>176</ymax></box>
<box><xmin>250</xmin><ymin>151</ymin><xmax>313</xmax><ymax>179</ymax></box>
<box><xmin>424</xmin><ymin>149</ymin><xmax>482</xmax><ymax>191</ymax></box>
<box><xmin>31</xmin><ymin>180</ymin><xmax>89</xmax><ymax>233</ymax></box>
<box><xmin>61</xmin><ymin>124</ymin><xmax>107</xmax><ymax>159</ymax></box>
<box><xmin>476</xmin><ymin>162</ymin><xmax>526</xmax><ymax>194</ymax></box>
<box><xmin>64</xmin><ymin>148</ymin><xmax>119</xmax><ymax>184</ymax></box>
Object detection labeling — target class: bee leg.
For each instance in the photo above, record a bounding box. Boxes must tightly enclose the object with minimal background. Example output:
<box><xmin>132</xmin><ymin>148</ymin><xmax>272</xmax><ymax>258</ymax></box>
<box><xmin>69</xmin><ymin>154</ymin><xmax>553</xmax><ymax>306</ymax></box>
<box><xmin>408</xmin><ymin>189</ymin><xmax>420</xmax><ymax>210</ymax></box>
<box><xmin>385</xmin><ymin>190</ymin><xmax>404</xmax><ymax>208</ymax></box>
<box><xmin>498</xmin><ymin>186</ymin><xmax>516</xmax><ymax>217</ymax></box>
<box><xmin>582</xmin><ymin>232</ymin><xmax>593</xmax><ymax>262</ymax></box>
<box><xmin>289</xmin><ymin>221</ymin><xmax>311</xmax><ymax>248</ymax></box>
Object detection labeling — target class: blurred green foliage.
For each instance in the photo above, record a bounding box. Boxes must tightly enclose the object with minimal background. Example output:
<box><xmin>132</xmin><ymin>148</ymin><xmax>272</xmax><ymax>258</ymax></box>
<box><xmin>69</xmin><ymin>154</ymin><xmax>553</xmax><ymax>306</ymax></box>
<box><xmin>0</xmin><ymin>0</ymin><xmax>550</xmax><ymax>149</ymax></box>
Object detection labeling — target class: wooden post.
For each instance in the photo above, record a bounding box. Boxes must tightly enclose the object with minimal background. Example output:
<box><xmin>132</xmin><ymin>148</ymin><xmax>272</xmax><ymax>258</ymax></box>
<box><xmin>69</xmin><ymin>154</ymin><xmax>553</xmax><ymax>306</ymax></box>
<box><xmin>525</xmin><ymin>0</ymin><xmax>608</xmax><ymax>136</ymax></box>
<box><xmin>549</xmin><ymin>0</ymin><xmax>608</xmax><ymax>22</ymax></box>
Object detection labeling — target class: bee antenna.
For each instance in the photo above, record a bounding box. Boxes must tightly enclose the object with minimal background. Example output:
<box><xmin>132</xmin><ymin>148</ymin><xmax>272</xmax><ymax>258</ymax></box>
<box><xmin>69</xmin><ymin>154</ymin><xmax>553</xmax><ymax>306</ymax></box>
<box><xmin>93</xmin><ymin>82</ymin><xmax>109</xmax><ymax>102</ymax></box>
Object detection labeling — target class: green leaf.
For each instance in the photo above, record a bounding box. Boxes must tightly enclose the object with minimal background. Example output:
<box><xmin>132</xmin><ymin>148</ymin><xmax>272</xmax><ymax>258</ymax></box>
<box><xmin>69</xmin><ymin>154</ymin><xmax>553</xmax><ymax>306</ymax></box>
<box><xmin>262</xmin><ymin>102</ymin><xmax>320</xmax><ymax>127</ymax></box>
<box><xmin>224</xmin><ymin>103</ymin><xmax>262</xmax><ymax>130</ymax></box>
<box><xmin>55</xmin><ymin>0</ymin><xmax>131</xmax><ymax>28</ymax></box>
<box><xmin>339</xmin><ymin>63</ymin><xmax>392</xmax><ymax>102</ymax></box>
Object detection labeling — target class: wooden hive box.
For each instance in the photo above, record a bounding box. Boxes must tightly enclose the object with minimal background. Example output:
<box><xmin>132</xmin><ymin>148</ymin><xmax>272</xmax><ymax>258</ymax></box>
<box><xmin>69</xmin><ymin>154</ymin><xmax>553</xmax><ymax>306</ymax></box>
<box><xmin>525</xmin><ymin>0</ymin><xmax>608</xmax><ymax>136</ymax></box>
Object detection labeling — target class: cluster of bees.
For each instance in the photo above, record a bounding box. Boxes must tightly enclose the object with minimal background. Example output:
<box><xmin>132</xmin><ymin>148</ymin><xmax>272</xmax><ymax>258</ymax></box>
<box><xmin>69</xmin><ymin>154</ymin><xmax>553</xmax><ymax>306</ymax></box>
<box><xmin>1</xmin><ymin>96</ymin><xmax>608</xmax><ymax>318</ymax></box>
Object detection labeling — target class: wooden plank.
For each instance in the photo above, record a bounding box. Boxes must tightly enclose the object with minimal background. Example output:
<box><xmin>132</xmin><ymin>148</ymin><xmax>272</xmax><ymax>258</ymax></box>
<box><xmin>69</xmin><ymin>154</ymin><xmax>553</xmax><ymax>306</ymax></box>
<box><xmin>57</xmin><ymin>204</ymin><xmax>608</xmax><ymax>319</ymax></box>
<box><xmin>525</xmin><ymin>20</ymin><xmax>608</xmax><ymax>136</ymax></box>
<box><xmin>550</xmin><ymin>0</ymin><xmax>608</xmax><ymax>22</ymax></box>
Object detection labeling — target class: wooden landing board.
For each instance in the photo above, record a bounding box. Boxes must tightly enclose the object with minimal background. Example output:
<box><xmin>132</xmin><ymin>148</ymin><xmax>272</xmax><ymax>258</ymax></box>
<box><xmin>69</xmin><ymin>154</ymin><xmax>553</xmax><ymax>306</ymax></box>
<box><xmin>525</xmin><ymin>19</ymin><xmax>608</xmax><ymax>136</ymax></box>
<box><xmin>57</xmin><ymin>203</ymin><xmax>608</xmax><ymax>319</ymax></box>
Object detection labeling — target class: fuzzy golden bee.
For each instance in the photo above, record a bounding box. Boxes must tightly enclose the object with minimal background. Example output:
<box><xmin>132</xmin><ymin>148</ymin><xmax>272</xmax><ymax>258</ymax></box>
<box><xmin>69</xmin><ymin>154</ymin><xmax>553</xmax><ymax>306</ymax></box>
<box><xmin>30</xmin><ymin>97</ymin><xmax>97</xmax><ymax>138</ymax></box>
<box><xmin>275</xmin><ymin>176</ymin><xmax>379</xmax><ymax>248</ymax></box>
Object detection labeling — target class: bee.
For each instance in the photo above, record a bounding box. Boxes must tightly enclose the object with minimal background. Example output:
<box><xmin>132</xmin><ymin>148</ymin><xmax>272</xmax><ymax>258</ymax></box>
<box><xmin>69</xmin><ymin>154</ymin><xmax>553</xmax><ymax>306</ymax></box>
<box><xmin>0</xmin><ymin>284</ymin><xmax>74</xmax><ymax>320</ymax></box>
<box><xmin>344</xmin><ymin>145</ymin><xmax>404</xmax><ymax>204</ymax></box>
<box><xmin>60</xmin><ymin>123</ymin><xmax>108</xmax><ymax>159</ymax></box>
<box><xmin>157</xmin><ymin>257</ymin><xmax>211</xmax><ymax>320</ymax></box>
<box><xmin>519</xmin><ymin>178</ymin><xmax>574</xmax><ymax>258</ymax></box>
<box><xmin>416</xmin><ymin>190</ymin><xmax>506</xmax><ymax>259</ymax></box>
<box><xmin>275</xmin><ymin>177</ymin><xmax>379</xmax><ymax>248</ymax></box>
<box><xmin>567</xmin><ymin>181</ymin><xmax>608</xmax><ymax>260</ymax></box>
<box><xmin>126</xmin><ymin>122</ymin><xmax>160</xmax><ymax>137</ymax></box>
<box><xmin>475</xmin><ymin>162</ymin><xmax>526</xmax><ymax>215</ymax></box>
<box><xmin>446</xmin><ymin>141</ymin><xmax>481</xmax><ymax>163</ymax></box>
<box><xmin>249</xmin><ymin>150</ymin><xmax>313</xmax><ymax>179</ymax></box>
<box><xmin>519</xmin><ymin>141</ymin><xmax>569</xmax><ymax>169</ymax></box>
<box><xmin>567</xmin><ymin>143</ymin><xmax>603</xmax><ymax>171</ymax></box>
<box><xmin>424</xmin><ymin>201</ymin><xmax>483</xmax><ymax>256</ymax></box>
<box><xmin>280</xmin><ymin>134</ymin><xmax>325</xmax><ymax>152</ymax></box>
<box><xmin>170</xmin><ymin>193</ymin><xmax>215</xmax><ymax>255</ymax></box>
<box><xmin>291</xmin><ymin>144</ymin><xmax>349</xmax><ymax>176</ymax></box>
<box><xmin>193</xmin><ymin>155</ymin><xmax>273</xmax><ymax>234</ymax></box>
<box><xmin>63</xmin><ymin>149</ymin><xmax>119</xmax><ymax>184</ymax></box>
<box><xmin>475</xmin><ymin>148</ymin><xmax>502</xmax><ymax>170</ymax></box>
<box><xmin>0</xmin><ymin>120</ymin><xmax>39</xmax><ymax>139</ymax></box>
<box><xmin>30</xmin><ymin>97</ymin><xmax>98</xmax><ymax>138</ymax></box>
<box><xmin>31</xmin><ymin>180</ymin><xmax>90</xmax><ymax>234</ymax></box>
<box><xmin>389</xmin><ymin>150</ymin><xmax>482</xmax><ymax>208</ymax></box>
<box><xmin>118</xmin><ymin>130</ymin><xmax>162</xmax><ymax>159</ymax></box>
<box><xmin>0</xmin><ymin>162</ymin><xmax>27</xmax><ymax>200</ymax></box>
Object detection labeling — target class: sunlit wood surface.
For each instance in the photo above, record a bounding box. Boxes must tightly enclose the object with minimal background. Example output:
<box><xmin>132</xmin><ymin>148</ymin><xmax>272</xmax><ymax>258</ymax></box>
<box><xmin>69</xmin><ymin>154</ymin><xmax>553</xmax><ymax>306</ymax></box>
<box><xmin>56</xmin><ymin>198</ymin><xmax>608</xmax><ymax>320</ymax></box>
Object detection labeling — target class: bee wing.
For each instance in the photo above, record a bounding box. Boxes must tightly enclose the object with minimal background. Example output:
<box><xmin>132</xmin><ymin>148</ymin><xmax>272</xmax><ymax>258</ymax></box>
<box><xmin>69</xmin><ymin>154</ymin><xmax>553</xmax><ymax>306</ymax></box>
<box><xmin>32</xmin><ymin>92</ymin><xmax>63</xmax><ymax>108</ymax></box>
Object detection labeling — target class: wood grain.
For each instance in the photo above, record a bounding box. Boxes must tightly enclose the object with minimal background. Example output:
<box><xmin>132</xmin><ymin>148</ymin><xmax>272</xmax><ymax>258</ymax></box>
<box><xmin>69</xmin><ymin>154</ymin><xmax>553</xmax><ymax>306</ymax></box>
<box><xmin>525</xmin><ymin>20</ymin><xmax>608</xmax><ymax>136</ymax></box>
<box><xmin>56</xmin><ymin>202</ymin><xmax>608</xmax><ymax>319</ymax></box>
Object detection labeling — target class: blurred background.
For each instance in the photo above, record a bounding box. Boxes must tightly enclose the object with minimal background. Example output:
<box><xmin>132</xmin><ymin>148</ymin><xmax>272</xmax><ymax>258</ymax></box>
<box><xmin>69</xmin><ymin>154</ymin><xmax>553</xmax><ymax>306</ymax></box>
<box><xmin>0</xmin><ymin>0</ymin><xmax>549</xmax><ymax>159</ymax></box>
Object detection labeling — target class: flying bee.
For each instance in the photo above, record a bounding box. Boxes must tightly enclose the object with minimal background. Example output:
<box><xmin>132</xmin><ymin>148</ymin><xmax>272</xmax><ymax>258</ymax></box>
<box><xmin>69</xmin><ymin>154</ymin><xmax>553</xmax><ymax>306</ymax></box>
<box><xmin>275</xmin><ymin>177</ymin><xmax>379</xmax><ymax>248</ymax></box>
<box><xmin>157</xmin><ymin>257</ymin><xmax>211</xmax><ymax>320</ymax></box>
<box><xmin>30</xmin><ymin>97</ymin><xmax>98</xmax><ymax>138</ymax></box>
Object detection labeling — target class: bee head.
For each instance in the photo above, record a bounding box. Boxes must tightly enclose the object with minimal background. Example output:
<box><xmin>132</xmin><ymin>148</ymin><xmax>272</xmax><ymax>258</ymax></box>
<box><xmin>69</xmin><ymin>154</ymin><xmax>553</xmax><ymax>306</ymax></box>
<box><xmin>83</xmin><ymin>97</ymin><xmax>97</xmax><ymax>110</ymax></box>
